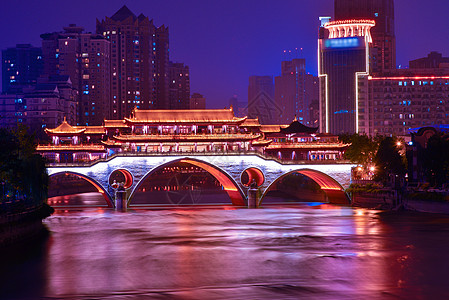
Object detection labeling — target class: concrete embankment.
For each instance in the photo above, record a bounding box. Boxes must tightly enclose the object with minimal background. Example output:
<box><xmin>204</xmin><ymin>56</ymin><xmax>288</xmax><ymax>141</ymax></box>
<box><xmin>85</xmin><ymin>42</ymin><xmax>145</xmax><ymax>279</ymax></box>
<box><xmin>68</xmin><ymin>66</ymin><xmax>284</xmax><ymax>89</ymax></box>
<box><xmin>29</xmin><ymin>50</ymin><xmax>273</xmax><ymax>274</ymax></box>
<box><xmin>0</xmin><ymin>204</ymin><xmax>54</xmax><ymax>248</ymax></box>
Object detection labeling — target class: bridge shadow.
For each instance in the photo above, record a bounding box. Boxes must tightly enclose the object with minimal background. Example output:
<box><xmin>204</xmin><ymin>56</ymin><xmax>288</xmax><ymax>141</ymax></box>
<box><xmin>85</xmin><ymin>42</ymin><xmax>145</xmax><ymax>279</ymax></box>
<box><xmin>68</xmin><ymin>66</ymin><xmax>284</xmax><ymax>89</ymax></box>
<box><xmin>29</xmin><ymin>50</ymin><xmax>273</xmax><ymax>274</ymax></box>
<box><xmin>48</xmin><ymin>172</ymin><xmax>113</xmax><ymax>208</ymax></box>
<box><xmin>260</xmin><ymin>169</ymin><xmax>350</xmax><ymax>206</ymax></box>
<box><xmin>128</xmin><ymin>158</ymin><xmax>246</xmax><ymax>207</ymax></box>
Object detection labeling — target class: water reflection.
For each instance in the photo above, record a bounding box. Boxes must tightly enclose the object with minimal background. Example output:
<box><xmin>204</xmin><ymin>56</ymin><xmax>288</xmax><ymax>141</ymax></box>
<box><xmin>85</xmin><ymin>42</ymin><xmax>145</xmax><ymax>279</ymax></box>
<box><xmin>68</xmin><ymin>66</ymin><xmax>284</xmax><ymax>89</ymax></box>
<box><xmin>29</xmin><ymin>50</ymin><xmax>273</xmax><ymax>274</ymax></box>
<box><xmin>2</xmin><ymin>206</ymin><xmax>449</xmax><ymax>299</ymax></box>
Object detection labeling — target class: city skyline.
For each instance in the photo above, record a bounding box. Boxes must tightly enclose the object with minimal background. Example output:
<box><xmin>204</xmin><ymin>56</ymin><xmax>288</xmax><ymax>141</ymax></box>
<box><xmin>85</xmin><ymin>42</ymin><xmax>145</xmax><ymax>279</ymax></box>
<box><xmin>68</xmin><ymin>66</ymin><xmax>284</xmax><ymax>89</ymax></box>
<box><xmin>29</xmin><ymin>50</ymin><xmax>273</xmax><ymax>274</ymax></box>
<box><xmin>1</xmin><ymin>0</ymin><xmax>448</xmax><ymax>108</ymax></box>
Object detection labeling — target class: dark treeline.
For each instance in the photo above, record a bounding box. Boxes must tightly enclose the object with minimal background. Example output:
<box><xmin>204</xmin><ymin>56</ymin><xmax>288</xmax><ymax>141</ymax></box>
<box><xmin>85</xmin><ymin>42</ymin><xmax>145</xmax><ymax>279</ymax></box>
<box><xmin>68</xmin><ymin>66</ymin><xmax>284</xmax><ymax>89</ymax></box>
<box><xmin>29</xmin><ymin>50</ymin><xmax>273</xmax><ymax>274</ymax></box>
<box><xmin>0</xmin><ymin>125</ymin><xmax>48</xmax><ymax>211</ymax></box>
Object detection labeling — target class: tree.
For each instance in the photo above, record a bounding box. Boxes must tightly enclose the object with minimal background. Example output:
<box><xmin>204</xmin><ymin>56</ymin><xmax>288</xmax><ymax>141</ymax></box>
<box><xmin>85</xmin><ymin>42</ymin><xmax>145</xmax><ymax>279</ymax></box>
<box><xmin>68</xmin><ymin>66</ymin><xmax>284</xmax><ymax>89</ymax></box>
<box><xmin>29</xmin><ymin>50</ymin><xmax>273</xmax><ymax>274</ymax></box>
<box><xmin>339</xmin><ymin>133</ymin><xmax>377</xmax><ymax>167</ymax></box>
<box><xmin>373</xmin><ymin>137</ymin><xmax>406</xmax><ymax>185</ymax></box>
<box><xmin>0</xmin><ymin>126</ymin><xmax>48</xmax><ymax>205</ymax></box>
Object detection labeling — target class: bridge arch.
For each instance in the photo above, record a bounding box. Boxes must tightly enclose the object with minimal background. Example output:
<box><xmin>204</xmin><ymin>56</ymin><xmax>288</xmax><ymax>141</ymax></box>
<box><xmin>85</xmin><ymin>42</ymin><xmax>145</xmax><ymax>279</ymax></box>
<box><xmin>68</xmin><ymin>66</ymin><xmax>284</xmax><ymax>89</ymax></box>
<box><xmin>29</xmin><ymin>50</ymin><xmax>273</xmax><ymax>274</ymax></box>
<box><xmin>260</xmin><ymin>168</ymin><xmax>350</xmax><ymax>205</ymax></box>
<box><xmin>128</xmin><ymin>157</ymin><xmax>246</xmax><ymax>206</ymax></box>
<box><xmin>48</xmin><ymin>171</ymin><xmax>113</xmax><ymax>207</ymax></box>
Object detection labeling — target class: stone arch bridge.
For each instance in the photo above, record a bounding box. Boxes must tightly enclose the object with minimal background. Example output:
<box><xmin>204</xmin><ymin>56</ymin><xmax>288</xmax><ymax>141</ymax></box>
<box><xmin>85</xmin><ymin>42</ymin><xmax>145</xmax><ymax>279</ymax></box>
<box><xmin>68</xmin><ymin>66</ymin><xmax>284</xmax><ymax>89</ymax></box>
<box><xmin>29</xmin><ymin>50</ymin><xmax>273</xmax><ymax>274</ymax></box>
<box><xmin>47</xmin><ymin>153</ymin><xmax>355</xmax><ymax>207</ymax></box>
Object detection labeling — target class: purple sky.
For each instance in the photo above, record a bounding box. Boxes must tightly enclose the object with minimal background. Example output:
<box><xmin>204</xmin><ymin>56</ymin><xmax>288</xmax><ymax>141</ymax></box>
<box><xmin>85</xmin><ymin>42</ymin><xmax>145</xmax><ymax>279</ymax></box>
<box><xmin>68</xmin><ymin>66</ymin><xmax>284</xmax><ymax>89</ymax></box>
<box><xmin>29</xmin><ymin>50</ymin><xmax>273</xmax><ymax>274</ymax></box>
<box><xmin>1</xmin><ymin>0</ymin><xmax>448</xmax><ymax>108</ymax></box>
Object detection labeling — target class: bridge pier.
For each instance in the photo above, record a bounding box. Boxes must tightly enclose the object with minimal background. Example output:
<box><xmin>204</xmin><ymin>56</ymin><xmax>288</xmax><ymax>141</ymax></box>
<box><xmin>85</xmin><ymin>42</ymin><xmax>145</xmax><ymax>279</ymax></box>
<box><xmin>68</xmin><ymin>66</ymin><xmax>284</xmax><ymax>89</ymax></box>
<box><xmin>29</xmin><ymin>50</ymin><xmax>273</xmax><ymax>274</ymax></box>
<box><xmin>247</xmin><ymin>188</ymin><xmax>259</xmax><ymax>208</ymax></box>
<box><xmin>115</xmin><ymin>190</ymin><xmax>127</xmax><ymax>212</ymax></box>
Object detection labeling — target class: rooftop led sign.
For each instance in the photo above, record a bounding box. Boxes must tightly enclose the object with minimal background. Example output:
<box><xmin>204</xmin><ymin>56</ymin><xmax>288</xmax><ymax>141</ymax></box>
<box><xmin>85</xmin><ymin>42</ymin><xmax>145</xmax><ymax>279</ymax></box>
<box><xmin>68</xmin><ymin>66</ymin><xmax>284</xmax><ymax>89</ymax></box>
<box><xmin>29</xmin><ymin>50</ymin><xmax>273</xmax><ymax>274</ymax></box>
<box><xmin>324</xmin><ymin>37</ymin><xmax>361</xmax><ymax>49</ymax></box>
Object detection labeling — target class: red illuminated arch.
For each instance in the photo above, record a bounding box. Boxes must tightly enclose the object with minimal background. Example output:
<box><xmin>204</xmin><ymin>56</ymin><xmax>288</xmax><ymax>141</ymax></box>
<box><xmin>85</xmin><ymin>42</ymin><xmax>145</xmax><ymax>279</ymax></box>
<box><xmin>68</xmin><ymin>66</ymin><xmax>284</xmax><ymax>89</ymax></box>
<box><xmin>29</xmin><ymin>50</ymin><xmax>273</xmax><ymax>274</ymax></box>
<box><xmin>128</xmin><ymin>158</ymin><xmax>246</xmax><ymax>206</ymax></box>
<box><xmin>109</xmin><ymin>169</ymin><xmax>133</xmax><ymax>189</ymax></box>
<box><xmin>260</xmin><ymin>169</ymin><xmax>350</xmax><ymax>205</ymax></box>
<box><xmin>241</xmin><ymin>167</ymin><xmax>265</xmax><ymax>187</ymax></box>
<box><xmin>49</xmin><ymin>171</ymin><xmax>113</xmax><ymax>207</ymax></box>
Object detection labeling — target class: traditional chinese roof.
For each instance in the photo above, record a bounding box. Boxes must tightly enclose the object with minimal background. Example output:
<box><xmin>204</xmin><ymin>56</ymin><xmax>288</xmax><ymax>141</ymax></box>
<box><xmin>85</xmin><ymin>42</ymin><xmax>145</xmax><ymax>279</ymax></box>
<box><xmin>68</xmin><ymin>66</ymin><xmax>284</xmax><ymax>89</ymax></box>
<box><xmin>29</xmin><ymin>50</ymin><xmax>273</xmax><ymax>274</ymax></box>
<box><xmin>124</xmin><ymin>108</ymin><xmax>247</xmax><ymax>125</ymax></box>
<box><xmin>73</xmin><ymin>126</ymin><xmax>106</xmax><ymax>135</ymax></box>
<box><xmin>45</xmin><ymin>117</ymin><xmax>85</xmax><ymax>135</ymax></box>
<box><xmin>251</xmin><ymin>139</ymin><xmax>272</xmax><ymax>146</ymax></box>
<box><xmin>104</xmin><ymin>119</ymin><xmax>128</xmax><ymax>128</ymax></box>
<box><xmin>240</xmin><ymin>118</ymin><xmax>261</xmax><ymax>127</ymax></box>
<box><xmin>265</xmin><ymin>143</ymin><xmax>349</xmax><ymax>150</ymax></box>
<box><xmin>110</xmin><ymin>133</ymin><xmax>262</xmax><ymax>143</ymax></box>
<box><xmin>280</xmin><ymin>120</ymin><xmax>318</xmax><ymax>134</ymax></box>
<box><xmin>260</xmin><ymin>124</ymin><xmax>288</xmax><ymax>133</ymax></box>
<box><xmin>36</xmin><ymin>144</ymin><xmax>105</xmax><ymax>152</ymax></box>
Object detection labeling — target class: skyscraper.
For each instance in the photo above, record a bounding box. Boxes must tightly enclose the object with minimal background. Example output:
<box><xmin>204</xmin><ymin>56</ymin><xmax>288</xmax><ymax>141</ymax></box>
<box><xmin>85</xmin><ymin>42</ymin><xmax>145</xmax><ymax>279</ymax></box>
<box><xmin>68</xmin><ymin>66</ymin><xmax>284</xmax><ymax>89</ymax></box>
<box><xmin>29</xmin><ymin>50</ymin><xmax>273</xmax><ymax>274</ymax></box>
<box><xmin>334</xmin><ymin>0</ymin><xmax>396</xmax><ymax>74</ymax></box>
<box><xmin>274</xmin><ymin>59</ymin><xmax>319</xmax><ymax>125</ymax></box>
<box><xmin>96</xmin><ymin>5</ymin><xmax>170</xmax><ymax>117</ymax></box>
<box><xmin>168</xmin><ymin>62</ymin><xmax>190</xmax><ymax>109</ymax></box>
<box><xmin>318</xmin><ymin>19</ymin><xmax>374</xmax><ymax>134</ymax></box>
<box><xmin>2</xmin><ymin>44</ymin><xmax>43</xmax><ymax>93</ymax></box>
<box><xmin>248</xmin><ymin>75</ymin><xmax>278</xmax><ymax>124</ymax></box>
<box><xmin>40</xmin><ymin>24</ymin><xmax>111</xmax><ymax>126</ymax></box>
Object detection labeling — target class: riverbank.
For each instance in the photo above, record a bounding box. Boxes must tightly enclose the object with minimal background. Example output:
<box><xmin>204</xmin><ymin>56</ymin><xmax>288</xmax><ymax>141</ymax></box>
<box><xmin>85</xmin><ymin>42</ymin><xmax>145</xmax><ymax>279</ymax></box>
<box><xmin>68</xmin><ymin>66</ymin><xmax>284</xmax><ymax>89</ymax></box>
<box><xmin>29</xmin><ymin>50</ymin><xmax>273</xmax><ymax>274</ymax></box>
<box><xmin>351</xmin><ymin>191</ymin><xmax>449</xmax><ymax>214</ymax></box>
<box><xmin>0</xmin><ymin>204</ymin><xmax>54</xmax><ymax>248</ymax></box>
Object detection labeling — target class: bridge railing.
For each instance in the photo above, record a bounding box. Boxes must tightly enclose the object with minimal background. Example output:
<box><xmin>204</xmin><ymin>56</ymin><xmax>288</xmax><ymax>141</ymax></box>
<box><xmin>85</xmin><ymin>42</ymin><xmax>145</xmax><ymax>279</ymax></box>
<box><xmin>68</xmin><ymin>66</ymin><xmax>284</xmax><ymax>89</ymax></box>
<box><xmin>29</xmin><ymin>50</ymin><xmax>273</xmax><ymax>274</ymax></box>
<box><xmin>45</xmin><ymin>150</ymin><xmax>351</xmax><ymax>168</ymax></box>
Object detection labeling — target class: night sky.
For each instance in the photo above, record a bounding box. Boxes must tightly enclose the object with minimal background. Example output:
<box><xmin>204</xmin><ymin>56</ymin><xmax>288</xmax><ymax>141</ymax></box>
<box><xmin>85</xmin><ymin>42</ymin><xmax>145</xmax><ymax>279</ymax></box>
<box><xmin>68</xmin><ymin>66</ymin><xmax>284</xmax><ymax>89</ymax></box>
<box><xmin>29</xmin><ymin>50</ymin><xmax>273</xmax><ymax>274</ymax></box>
<box><xmin>1</xmin><ymin>0</ymin><xmax>448</xmax><ymax>108</ymax></box>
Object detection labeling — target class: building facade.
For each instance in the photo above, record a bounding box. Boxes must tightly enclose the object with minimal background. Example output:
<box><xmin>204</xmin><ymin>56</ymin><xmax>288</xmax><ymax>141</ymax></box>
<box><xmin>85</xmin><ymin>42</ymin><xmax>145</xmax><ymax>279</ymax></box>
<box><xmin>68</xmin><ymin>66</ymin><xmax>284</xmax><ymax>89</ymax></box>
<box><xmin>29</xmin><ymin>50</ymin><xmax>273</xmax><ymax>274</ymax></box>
<box><xmin>274</xmin><ymin>59</ymin><xmax>319</xmax><ymax>125</ymax></box>
<box><xmin>0</xmin><ymin>75</ymin><xmax>76</xmax><ymax>130</ymax></box>
<box><xmin>190</xmin><ymin>93</ymin><xmax>206</xmax><ymax>109</ymax></box>
<box><xmin>168</xmin><ymin>62</ymin><xmax>190</xmax><ymax>109</ymax></box>
<box><xmin>334</xmin><ymin>0</ymin><xmax>396</xmax><ymax>74</ymax></box>
<box><xmin>318</xmin><ymin>19</ymin><xmax>374</xmax><ymax>134</ymax></box>
<box><xmin>359</xmin><ymin>66</ymin><xmax>449</xmax><ymax>136</ymax></box>
<box><xmin>2</xmin><ymin>44</ymin><xmax>43</xmax><ymax>93</ymax></box>
<box><xmin>96</xmin><ymin>5</ymin><xmax>170</xmax><ymax>116</ymax></box>
<box><xmin>40</xmin><ymin>24</ymin><xmax>111</xmax><ymax>126</ymax></box>
<box><xmin>247</xmin><ymin>75</ymin><xmax>278</xmax><ymax>124</ymax></box>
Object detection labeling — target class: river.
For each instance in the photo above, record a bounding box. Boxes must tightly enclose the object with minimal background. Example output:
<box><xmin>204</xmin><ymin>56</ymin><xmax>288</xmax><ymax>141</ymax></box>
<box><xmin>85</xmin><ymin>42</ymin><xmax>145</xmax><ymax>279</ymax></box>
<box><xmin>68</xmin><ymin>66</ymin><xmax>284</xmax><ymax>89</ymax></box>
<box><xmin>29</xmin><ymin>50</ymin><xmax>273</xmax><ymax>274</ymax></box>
<box><xmin>2</xmin><ymin>204</ymin><xmax>449</xmax><ymax>299</ymax></box>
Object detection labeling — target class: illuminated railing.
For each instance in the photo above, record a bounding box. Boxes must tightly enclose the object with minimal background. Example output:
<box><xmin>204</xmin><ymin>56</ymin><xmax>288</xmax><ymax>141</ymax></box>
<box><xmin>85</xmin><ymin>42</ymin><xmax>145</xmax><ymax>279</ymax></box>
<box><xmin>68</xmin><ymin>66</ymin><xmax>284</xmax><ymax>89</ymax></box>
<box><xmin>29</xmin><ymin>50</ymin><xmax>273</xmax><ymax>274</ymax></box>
<box><xmin>45</xmin><ymin>150</ymin><xmax>351</xmax><ymax>168</ymax></box>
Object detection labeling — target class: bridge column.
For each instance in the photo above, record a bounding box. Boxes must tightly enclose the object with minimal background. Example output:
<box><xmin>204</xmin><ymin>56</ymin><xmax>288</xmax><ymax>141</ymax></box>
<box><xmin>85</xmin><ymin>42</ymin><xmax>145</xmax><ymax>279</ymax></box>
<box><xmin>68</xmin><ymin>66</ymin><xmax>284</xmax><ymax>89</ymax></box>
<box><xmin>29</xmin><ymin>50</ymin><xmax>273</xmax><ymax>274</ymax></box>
<box><xmin>115</xmin><ymin>190</ymin><xmax>127</xmax><ymax>212</ymax></box>
<box><xmin>247</xmin><ymin>188</ymin><xmax>259</xmax><ymax>208</ymax></box>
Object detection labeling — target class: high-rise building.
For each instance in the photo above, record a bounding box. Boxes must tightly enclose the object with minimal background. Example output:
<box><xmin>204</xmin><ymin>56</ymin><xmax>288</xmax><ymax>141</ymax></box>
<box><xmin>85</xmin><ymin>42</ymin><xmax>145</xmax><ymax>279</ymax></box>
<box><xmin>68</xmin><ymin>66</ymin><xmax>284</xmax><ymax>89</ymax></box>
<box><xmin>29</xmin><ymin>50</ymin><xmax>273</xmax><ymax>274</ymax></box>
<box><xmin>248</xmin><ymin>75</ymin><xmax>278</xmax><ymax>124</ymax></box>
<box><xmin>228</xmin><ymin>95</ymin><xmax>246</xmax><ymax>117</ymax></box>
<box><xmin>96</xmin><ymin>5</ymin><xmax>170</xmax><ymax>116</ymax></box>
<box><xmin>318</xmin><ymin>19</ymin><xmax>374</xmax><ymax>134</ymax></box>
<box><xmin>0</xmin><ymin>75</ymin><xmax>76</xmax><ymax>131</ymax></box>
<box><xmin>2</xmin><ymin>44</ymin><xmax>43</xmax><ymax>93</ymax></box>
<box><xmin>40</xmin><ymin>24</ymin><xmax>111</xmax><ymax>126</ymax></box>
<box><xmin>155</xmin><ymin>25</ymin><xmax>169</xmax><ymax>109</ymax></box>
<box><xmin>274</xmin><ymin>59</ymin><xmax>319</xmax><ymax>125</ymax></box>
<box><xmin>359</xmin><ymin>56</ymin><xmax>449</xmax><ymax>136</ymax></box>
<box><xmin>169</xmin><ymin>62</ymin><xmax>190</xmax><ymax>109</ymax></box>
<box><xmin>334</xmin><ymin>0</ymin><xmax>396</xmax><ymax>74</ymax></box>
<box><xmin>190</xmin><ymin>93</ymin><xmax>206</xmax><ymax>109</ymax></box>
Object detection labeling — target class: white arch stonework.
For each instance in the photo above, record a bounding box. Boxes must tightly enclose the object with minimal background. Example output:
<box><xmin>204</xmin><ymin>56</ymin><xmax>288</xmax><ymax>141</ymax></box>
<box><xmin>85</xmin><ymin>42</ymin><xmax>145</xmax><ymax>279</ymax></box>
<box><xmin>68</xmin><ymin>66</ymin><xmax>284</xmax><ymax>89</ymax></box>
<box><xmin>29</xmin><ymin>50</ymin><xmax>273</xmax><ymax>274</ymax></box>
<box><xmin>47</xmin><ymin>154</ymin><xmax>355</xmax><ymax>206</ymax></box>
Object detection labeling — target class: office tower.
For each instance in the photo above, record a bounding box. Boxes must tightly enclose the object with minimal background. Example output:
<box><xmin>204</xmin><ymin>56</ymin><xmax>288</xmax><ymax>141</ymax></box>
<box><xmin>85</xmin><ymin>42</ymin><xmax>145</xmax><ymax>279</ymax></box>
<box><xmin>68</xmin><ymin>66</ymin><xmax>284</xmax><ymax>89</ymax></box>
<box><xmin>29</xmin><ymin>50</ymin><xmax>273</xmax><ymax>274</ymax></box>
<box><xmin>334</xmin><ymin>0</ymin><xmax>396</xmax><ymax>74</ymax></box>
<box><xmin>318</xmin><ymin>19</ymin><xmax>374</xmax><ymax>134</ymax></box>
<box><xmin>274</xmin><ymin>59</ymin><xmax>319</xmax><ymax>125</ymax></box>
<box><xmin>155</xmin><ymin>25</ymin><xmax>170</xmax><ymax>109</ymax></box>
<box><xmin>358</xmin><ymin>53</ymin><xmax>449</xmax><ymax>136</ymax></box>
<box><xmin>2</xmin><ymin>44</ymin><xmax>43</xmax><ymax>93</ymax></box>
<box><xmin>96</xmin><ymin>5</ymin><xmax>170</xmax><ymax>116</ymax></box>
<box><xmin>169</xmin><ymin>62</ymin><xmax>190</xmax><ymax>109</ymax></box>
<box><xmin>40</xmin><ymin>24</ymin><xmax>111</xmax><ymax>126</ymax></box>
<box><xmin>190</xmin><ymin>93</ymin><xmax>206</xmax><ymax>109</ymax></box>
<box><xmin>247</xmin><ymin>75</ymin><xmax>277</xmax><ymax>124</ymax></box>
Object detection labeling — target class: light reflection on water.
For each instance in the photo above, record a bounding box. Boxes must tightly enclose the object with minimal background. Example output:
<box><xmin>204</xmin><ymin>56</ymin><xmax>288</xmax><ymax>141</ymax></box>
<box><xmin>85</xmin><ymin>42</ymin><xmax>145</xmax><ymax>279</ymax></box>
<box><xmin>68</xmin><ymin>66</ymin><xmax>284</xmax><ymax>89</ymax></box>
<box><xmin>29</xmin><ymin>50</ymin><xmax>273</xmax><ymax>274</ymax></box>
<box><xmin>2</xmin><ymin>204</ymin><xmax>449</xmax><ymax>299</ymax></box>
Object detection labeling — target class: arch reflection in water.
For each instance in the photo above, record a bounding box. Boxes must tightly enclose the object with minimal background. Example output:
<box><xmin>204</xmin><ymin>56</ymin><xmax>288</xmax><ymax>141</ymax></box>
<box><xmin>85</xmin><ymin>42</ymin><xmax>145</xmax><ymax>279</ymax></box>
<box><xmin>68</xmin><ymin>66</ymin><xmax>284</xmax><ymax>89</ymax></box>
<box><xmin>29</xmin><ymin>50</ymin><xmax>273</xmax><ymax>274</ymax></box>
<box><xmin>261</xmin><ymin>169</ymin><xmax>350</xmax><ymax>205</ymax></box>
<box><xmin>130</xmin><ymin>161</ymin><xmax>242</xmax><ymax>206</ymax></box>
<box><xmin>48</xmin><ymin>172</ymin><xmax>112</xmax><ymax>207</ymax></box>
